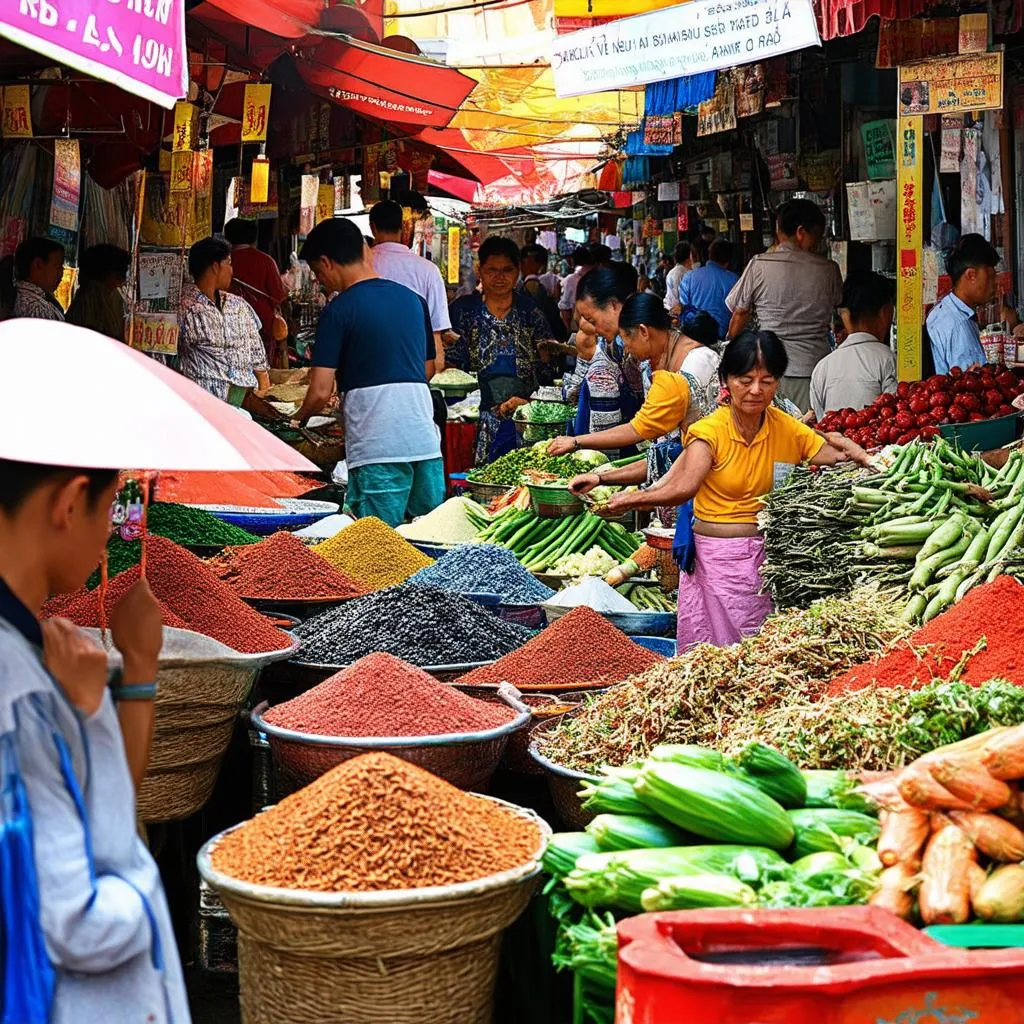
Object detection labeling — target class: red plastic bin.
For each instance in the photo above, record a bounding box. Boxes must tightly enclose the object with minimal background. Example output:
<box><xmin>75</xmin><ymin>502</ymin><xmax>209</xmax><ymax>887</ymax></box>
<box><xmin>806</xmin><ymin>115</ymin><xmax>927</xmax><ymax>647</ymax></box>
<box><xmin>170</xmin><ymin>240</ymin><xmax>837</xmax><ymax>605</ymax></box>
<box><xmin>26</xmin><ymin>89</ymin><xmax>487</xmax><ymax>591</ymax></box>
<box><xmin>616</xmin><ymin>907</ymin><xmax>1024</xmax><ymax>1024</ymax></box>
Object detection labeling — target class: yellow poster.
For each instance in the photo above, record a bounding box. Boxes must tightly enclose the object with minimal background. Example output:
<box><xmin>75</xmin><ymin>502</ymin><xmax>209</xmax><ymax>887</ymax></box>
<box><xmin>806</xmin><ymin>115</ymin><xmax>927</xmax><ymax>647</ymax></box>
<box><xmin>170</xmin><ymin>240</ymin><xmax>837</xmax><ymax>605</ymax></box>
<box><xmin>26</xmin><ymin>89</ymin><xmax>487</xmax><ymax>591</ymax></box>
<box><xmin>2</xmin><ymin>86</ymin><xmax>32</xmax><ymax>138</ymax></box>
<box><xmin>170</xmin><ymin>150</ymin><xmax>193</xmax><ymax>193</ymax></box>
<box><xmin>316</xmin><ymin>183</ymin><xmax>335</xmax><ymax>225</ymax></box>
<box><xmin>898</xmin><ymin>52</ymin><xmax>1002</xmax><ymax>116</ymax></box>
<box><xmin>172</xmin><ymin>101</ymin><xmax>195</xmax><ymax>152</ymax></box>
<box><xmin>241</xmin><ymin>84</ymin><xmax>272</xmax><ymax>143</ymax></box>
<box><xmin>250</xmin><ymin>156</ymin><xmax>270</xmax><ymax>204</ymax></box>
<box><xmin>896</xmin><ymin>115</ymin><xmax>923</xmax><ymax>383</ymax></box>
<box><xmin>447</xmin><ymin>227</ymin><xmax>461</xmax><ymax>285</ymax></box>
<box><xmin>130</xmin><ymin>313</ymin><xmax>179</xmax><ymax>355</ymax></box>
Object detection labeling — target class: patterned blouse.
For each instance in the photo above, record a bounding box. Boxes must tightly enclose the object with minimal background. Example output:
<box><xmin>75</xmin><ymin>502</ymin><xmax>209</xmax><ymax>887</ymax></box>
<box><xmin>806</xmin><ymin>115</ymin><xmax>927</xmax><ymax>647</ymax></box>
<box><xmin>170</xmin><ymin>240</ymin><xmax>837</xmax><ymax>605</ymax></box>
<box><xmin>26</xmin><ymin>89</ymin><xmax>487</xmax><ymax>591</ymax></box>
<box><xmin>177</xmin><ymin>286</ymin><xmax>267</xmax><ymax>400</ymax></box>
<box><xmin>12</xmin><ymin>281</ymin><xmax>64</xmax><ymax>322</ymax></box>
<box><xmin>447</xmin><ymin>292</ymin><xmax>550</xmax><ymax>397</ymax></box>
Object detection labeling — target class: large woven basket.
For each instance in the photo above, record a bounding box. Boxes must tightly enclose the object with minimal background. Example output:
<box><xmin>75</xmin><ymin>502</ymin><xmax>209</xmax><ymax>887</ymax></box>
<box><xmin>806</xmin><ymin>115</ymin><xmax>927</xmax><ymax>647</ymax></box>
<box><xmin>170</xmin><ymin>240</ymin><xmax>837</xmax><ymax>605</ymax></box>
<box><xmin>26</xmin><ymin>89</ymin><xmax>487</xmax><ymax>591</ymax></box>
<box><xmin>85</xmin><ymin>627</ymin><xmax>299</xmax><ymax>823</ymax></box>
<box><xmin>252</xmin><ymin>684</ymin><xmax>530</xmax><ymax>792</ymax></box>
<box><xmin>197</xmin><ymin>798</ymin><xmax>550</xmax><ymax>1024</ymax></box>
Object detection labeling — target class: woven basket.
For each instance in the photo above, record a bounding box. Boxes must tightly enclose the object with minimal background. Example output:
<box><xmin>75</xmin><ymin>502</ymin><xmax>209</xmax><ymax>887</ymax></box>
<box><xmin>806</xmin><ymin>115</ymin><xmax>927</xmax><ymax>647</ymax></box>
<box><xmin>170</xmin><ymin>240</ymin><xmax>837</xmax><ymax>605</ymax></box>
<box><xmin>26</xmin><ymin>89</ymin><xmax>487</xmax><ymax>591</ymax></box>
<box><xmin>253</xmin><ymin>684</ymin><xmax>530</xmax><ymax>793</ymax></box>
<box><xmin>198</xmin><ymin>799</ymin><xmax>550</xmax><ymax>1024</ymax></box>
<box><xmin>527</xmin><ymin>721</ymin><xmax>598</xmax><ymax>829</ymax></box>
<box><xmin>94</xmin><ymin>627</ymin><xmax>300</xmax><ymax>824</ymax></box>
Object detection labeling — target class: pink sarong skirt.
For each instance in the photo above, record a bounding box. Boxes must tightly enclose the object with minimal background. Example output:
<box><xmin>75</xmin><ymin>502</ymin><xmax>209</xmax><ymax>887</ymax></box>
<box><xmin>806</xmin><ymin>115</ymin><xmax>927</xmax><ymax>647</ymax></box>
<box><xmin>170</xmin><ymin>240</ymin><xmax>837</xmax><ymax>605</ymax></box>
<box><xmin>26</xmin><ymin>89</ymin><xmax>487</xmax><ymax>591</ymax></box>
<box><xmin>676</xmin><ymin>534</ymin><xmax>773</xmax><ymax>650</ymax></box>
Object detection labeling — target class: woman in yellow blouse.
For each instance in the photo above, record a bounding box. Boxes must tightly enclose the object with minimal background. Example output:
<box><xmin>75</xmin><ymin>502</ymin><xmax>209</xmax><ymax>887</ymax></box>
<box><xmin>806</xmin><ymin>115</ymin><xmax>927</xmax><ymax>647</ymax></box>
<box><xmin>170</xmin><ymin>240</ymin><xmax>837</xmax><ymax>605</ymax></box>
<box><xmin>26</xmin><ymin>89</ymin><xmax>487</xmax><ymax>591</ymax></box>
<box><xmin>549</xmin><ymin>298</ymin><xmax>720</xmax><ymax>461</ymax></box>
<box><xmin>599</xmin><ymin>331</ymin><xmax>870</xmax><ymax>649</ymax></box>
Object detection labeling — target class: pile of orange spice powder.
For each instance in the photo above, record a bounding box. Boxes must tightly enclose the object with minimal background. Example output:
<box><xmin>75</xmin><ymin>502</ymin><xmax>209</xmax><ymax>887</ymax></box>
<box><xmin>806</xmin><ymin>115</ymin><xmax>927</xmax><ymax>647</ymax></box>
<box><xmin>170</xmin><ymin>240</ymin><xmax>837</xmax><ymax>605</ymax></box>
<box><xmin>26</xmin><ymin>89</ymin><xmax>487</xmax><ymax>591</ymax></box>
<box><xmin>210</xmin><ymin>752</ymin><xmax>542</xmax><ymax>892</ymax></box>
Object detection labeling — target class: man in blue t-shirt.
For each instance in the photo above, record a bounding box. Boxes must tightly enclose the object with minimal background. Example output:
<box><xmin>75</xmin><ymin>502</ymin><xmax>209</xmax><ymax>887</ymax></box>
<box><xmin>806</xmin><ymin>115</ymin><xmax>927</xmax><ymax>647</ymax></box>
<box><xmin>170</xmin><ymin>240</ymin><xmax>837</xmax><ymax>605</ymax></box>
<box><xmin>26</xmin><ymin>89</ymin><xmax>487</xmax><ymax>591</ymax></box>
<box><xmin>294</xmin><ymin>218</ymin><xmax>445</xmax><ymax>526</ymax></box>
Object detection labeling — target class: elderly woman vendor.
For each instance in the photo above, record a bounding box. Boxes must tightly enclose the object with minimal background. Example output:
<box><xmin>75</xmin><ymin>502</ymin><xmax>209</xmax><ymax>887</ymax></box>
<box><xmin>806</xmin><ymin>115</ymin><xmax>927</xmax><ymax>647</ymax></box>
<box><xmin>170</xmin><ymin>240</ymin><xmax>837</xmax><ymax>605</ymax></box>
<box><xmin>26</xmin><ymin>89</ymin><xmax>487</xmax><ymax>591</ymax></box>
<box><xmin>597</xmin><ymin>331</ymin><xmax>870</xmax><ymax>649</ymax></box>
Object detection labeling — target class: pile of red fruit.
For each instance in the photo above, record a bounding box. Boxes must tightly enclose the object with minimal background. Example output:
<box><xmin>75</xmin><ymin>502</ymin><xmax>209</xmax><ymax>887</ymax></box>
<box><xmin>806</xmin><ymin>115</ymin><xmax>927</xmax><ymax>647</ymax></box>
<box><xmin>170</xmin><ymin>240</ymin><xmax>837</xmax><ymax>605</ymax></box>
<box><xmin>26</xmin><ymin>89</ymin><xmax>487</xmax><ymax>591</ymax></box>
<box><xmin>817</xmin><ymin>367</ymin><xmax>1024</xmax><ymax>448</ymax></box>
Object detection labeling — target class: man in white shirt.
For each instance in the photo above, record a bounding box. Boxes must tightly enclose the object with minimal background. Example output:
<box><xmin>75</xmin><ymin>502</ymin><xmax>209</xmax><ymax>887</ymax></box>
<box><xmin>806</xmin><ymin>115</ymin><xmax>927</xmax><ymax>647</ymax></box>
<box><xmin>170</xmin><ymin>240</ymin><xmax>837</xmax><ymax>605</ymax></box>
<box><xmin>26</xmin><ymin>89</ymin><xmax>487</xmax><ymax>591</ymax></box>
<box><xmin>810</xmin><ymin>271</ymin><xmax>897</xmax><ymax>420</ymax></box>
<box><xmin>663</xmin><ymin>240</ymin><xmax>695</xmax><ymax>315</ymax></box>
<box><xmin>370</xmin><ymin>200</ymin><xmax>451</xmax><ymax>365</ymax></box>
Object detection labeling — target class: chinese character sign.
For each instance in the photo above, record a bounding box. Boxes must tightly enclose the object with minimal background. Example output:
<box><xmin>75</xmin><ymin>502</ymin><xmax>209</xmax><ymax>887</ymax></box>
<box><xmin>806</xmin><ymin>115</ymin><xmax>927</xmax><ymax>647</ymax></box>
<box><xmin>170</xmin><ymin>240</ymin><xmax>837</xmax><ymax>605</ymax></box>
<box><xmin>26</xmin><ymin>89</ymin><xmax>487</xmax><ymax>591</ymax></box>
<box><xmin>447</xmin><ymin>227</ymin><xmax>460</xmax><ymax>285</ymax></box>
<box><xmin>172</xmin><ymin>100</ymin><xmax>194</xmax><ymax>151</ymax></box>
<box><xmin>241</xmin><ymin>84</ymin><xmax>271</xmax><ymax>143</ymax></box>
<box><xmin>896</xmin><ymin>115</ymin><xmax>923</xmax><ymax>382</ymax></box>
<box><xmin>0</xmin><ymin>0</ymin><xmax>187</xmax><ymax>109</ymax></box>
<box><xmin>1</xmin><ymin>86</ymin><xmax>32</xmax><ymax>137</ymax></box>
<box><xmin>316</xmin><ymin>183</ymin><xmax>334</xmax><ymax>225</ymax></box>
<box><xmin>130</xmin><ymin>312</ymin><xmax>179</xmax><ymax>355</ymax></box>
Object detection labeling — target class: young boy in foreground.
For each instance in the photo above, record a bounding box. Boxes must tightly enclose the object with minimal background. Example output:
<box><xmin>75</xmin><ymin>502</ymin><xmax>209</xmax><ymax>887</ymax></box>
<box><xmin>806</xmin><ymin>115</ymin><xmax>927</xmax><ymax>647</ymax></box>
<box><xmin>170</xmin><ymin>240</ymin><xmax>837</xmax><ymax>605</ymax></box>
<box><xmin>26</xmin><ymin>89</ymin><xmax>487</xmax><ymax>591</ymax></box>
<box><xmin>0</xmin><ymin>459</ymin><xmax>189</xmax><ymax>1022</ymax></box>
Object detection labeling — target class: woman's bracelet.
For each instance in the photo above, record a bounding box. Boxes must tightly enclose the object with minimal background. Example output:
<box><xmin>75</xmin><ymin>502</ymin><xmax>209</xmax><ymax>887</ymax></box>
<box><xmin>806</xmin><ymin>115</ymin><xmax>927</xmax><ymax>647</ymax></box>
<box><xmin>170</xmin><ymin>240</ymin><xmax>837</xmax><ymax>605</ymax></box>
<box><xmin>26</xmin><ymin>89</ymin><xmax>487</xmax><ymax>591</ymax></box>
<box><xmin>111</xmin><ymin>682</ymin><xmax>158</xmax><ymax>702</ymax></box>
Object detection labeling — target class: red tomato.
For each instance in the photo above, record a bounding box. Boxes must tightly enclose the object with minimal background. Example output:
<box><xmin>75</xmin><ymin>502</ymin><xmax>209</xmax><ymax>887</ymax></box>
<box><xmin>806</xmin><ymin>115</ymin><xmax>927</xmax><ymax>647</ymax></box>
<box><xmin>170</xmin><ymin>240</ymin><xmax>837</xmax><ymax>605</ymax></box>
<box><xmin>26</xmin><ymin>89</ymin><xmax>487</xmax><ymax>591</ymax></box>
<box><xmin>958</xmin><ymin>394</ymin><xmax>982</xmax><ymax>413</ymax></box>
<box><xmin>909</xmin><ymin>395</ymin><xmax>931</xmax><ymax>414</ymax></box>
<box><xmin>926</xmin><ymin>374</ymin><xmax>950</xmax><ymax>391</ymax></box>
<box><xmin>896</xmin><ymin>382</ymin><xmax>912</xmax><ymax>399</ymax></box>
<box><xmin>949</xmin><ymin>367</ymin><xmax>964</xmax><ymax>379</ymax></box>
<box><xmin>878</xmin><ymin>406</ymin><xmax>896</xmax><ymax>420</ymax></box>
<box><xmin>895</xmin><ymin>411</ymin><xmax>915</xmax><ymax>429</ymax></box>
<box><xmin>996</xmin><ymin>371</ymin><xmax>1018</xmax><ymax>391</ymax></box>
<box><xmin>928</xmin><ymin>391</ymin><xmax>951</xmax><ymax>409</ymax></box>
<box><xmin>969</xmin><ymin>412</ymin><xmax>987</xmax><ymax>422</ymax></box>
<box><xmin>916</xmin><ymin>413</ymin><xmax>936</xmax><ymax>427</ymax></box>
<box><xmin>876</xmin><ymin>393</ymin><xmax>898</xmax><ymax>408</ymax></box>
<box><xmin>948</xmin><ymin>403</ymin><xmax>968</xmax><ymax>423</ymax></box>
<box><xmin>919</xmin><ymin>426</ymin><xmax>941</xmax><ymax>439</ymax></box>
<box><xmin>897</xmin><ymin>431</ymin><xmax>919</xmax><ymax>444</ymax></box>
<box><xmin>998</xmin><ymin>404</ymin><xmax>1017</xmax><ymax>417</ymax></box>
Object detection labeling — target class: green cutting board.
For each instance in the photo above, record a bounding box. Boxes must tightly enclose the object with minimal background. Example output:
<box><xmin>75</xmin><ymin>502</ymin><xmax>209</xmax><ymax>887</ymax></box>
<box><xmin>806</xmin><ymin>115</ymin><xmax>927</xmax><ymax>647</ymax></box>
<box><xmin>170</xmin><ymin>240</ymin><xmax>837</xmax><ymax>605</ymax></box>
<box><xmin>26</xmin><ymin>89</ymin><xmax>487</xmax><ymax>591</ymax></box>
<box><xmin>924</xmin><ymin>923</ymin><xmax>1024</xmax><ymax>948</ymax></box>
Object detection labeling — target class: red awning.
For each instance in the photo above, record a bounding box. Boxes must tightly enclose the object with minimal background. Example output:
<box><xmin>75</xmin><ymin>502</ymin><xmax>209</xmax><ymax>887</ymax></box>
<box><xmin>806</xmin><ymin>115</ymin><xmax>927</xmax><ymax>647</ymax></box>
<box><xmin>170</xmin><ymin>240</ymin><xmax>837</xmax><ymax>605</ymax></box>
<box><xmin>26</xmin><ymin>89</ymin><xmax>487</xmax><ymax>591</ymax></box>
<box><xmin>427</xmin><ymin>170</ymin><xmax>479</xmax><ymax>203</ymax></box>
<box><xmin>299</xmin><ymin>37</ymin><xmax>474</xmax><ymax>130</ymax></box>
<box><xmin>414</xmin><ymin>127</ymin><xmax>514</xmax><ymax>185</ymax></box>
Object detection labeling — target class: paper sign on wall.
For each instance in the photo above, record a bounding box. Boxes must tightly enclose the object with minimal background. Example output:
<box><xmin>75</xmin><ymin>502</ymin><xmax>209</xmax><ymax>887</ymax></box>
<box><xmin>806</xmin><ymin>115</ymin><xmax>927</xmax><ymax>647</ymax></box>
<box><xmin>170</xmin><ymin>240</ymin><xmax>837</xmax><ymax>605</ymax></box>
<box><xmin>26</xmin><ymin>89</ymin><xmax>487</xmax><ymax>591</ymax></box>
<box><xmin>898</xmin><ymin>52</ymin><xmax>1002</xmax><ymax>116</ymax></box>
<box><xmin>657</xmin><ymin>181</ymin><xmax>680</xmax><ymax>202</ymax></box>
<box><xmin>316</xmin><ymin>183</ymin><xmax>335</xmax><ymax>225</ymax></box>
<box><xmin>299</xmin><ymin>175</ymin><xmax>319</xmax><ymax>237</ymax></box>
<box><xmin>861</xmin><ymin>120</ymin><xmax>896</xmax><ymax>179</ymax></box>
<box><xmin>2</xmin><ymin>86</ymin><xmax>32</xmax><ymax>137</ymax></box>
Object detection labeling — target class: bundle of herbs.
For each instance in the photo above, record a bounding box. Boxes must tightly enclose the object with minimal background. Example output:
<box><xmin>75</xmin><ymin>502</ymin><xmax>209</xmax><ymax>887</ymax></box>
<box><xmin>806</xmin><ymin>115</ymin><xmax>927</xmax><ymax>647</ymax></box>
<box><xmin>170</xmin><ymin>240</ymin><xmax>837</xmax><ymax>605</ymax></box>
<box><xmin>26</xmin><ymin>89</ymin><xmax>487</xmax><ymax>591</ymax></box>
<box><xmin>747</xmin><ymin>678</ymin><xmax>1024</xmax><ymax>773</ymax></box>
<box><xmin>539</xmin><ymin>589</ymin><xmax>910</xmax><ymax>773</ymax></box>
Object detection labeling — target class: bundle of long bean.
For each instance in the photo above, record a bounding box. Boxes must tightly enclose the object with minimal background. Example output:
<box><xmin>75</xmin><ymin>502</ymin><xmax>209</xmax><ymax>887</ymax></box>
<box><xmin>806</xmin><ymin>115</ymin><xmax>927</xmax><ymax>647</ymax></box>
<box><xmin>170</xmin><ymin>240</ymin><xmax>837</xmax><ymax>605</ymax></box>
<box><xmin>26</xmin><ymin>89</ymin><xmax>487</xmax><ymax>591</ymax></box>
<box><xmin>475</xmin><ymin>507</ymin><xmax>641</xmax><ymax>573</ymax></box>
<box><xmin>760</xmin><ymin>439</ymin><xmax>1024</xmax><ymax>621</ymax></box>
<box><xmin>539</xmin><ymin>589</ymin><xmax>909</xmax><ymax>773</ymax></box>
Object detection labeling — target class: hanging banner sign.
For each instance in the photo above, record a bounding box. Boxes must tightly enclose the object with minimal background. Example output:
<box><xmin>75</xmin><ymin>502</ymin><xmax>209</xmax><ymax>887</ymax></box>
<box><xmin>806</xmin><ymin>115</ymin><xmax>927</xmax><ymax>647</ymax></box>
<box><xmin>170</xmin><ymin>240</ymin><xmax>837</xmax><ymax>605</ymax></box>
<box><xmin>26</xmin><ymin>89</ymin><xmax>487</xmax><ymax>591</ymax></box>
<box><xmin>316</xmin><ymin>183</ymin><xmax>335</xmax><ymax>225</ymax></box>
<box><xmin>551</xmin><ymin>0</ymin><xmax>820</xmax><ymax>98</ymax></box>
<box><xmin>2</xmin><ymin>86</ymin><xmax>32</xmax><ymax>137</ymax></box>
<box><xmin>241</xmin><ymin>84</ymin><xmax>272</xmax><ymax>143</ymax></box>
<box><xmin>861</xmin><ymin>119</ymin><xmax>896</xmax><ymax>179</ymax></box>
<box><xmin>897</xmin><ymin>52</ymin><xmax>1002</xmax><ymax>116</ymax></box>
<box><xmin>50</xmin><ymin>139</ymin><xmax>80</xmax><ymax>231</ymax></box>
<box><xmin>896</xmin><ymin>116</ymin><xmax>923</xmax><ymax>383</ymax></box>
<box><xmin>447</xmin><ymin>227</ymin><xmax>460</xmax><ymax>285</ymax></box>
<box><xmin>0</xmin><ymin>0</ymin><xmax>187</xmax><ymax>110</ymax></box>
<box><xmin>172</xmin><ymin>101</ymin><xmax>194</xmax><ymax>152</ymax></box>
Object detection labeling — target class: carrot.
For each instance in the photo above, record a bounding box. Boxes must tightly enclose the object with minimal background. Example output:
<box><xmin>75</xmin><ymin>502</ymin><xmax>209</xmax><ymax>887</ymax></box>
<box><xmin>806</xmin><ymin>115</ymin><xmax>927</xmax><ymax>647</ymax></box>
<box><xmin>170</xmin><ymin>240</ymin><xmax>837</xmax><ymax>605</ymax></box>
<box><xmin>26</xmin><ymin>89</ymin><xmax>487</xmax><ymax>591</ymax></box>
<box><xmin>869</xmin><ymin>864</ymin><xmax>917</xmax><ymax>921</ymax></box>
<box><xmin>918</xmin><ymin>727</ymin><xmax>1011</xmax><ymax>767</ymax></box>
<box><xmin>929</xmin><ymin>757</ymin><xmax>1013</xmax><ymax>812</ymax></box>
<box><xmin>898</xmin><ymin>763</ymin><xmax>973</xmax><ymax>812</ymax></box>
<box><xmin>996</xmin><ymin>783</ymin><xmax>1024</xmax><ymax>829</ymax></box>
<box><xmin>981</xmin><ymin>724</ymin><xmax>1024</xmax><ymax>781</ymax></box>
<box><xmin>856</xmin><ymin>775</ymin><xmax>903</xmax><ymax>812</ymax></box>
<box><xmin>876</xmin><ymin>807</ymin><xmax>931</xmax><ymax>869</ymax></box>
<box><xmin>973</xmin><ymin>864</ymin><xmax>1024</xmax><ymax>923</ymax></box>
<box><xmin>918</xmin><ymin>823</ymin><xmax>976</xmax><ymax>926</ymax></box>
<box><xmin>948</xmin><ymin>810</ymin><xmax>1024</xmax><ymax>862</ymax></box>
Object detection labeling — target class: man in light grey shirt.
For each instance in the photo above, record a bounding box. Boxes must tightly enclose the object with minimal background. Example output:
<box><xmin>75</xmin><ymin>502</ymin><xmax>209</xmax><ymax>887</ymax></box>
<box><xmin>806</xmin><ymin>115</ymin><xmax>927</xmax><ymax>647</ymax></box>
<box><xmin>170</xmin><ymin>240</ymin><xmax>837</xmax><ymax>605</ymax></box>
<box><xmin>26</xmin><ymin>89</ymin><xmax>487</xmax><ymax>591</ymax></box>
<box><xmin>810</xmin><ymin>271</ymin><xmax>897</xmax><ymax>420</ymax></box>
<box><xmin>726</xmin><ymin>198</ymin><xmax>843</xmax><ymax>411</ymax></box>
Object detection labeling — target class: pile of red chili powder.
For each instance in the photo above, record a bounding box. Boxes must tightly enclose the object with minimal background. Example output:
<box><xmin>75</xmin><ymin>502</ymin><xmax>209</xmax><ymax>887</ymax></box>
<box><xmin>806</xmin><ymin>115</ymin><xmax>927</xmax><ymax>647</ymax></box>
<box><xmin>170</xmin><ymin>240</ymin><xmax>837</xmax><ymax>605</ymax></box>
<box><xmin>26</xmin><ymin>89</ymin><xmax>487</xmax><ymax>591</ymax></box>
<box><xmin>210</xmin><ymin>751</ymin><xmax>542</xmax><ymax>892</ymax></box>
<box><xmin>829</xmin><ymin>576</ymin><xmax>1024</xmax><ymax>695</ymax></box>
<box><xmin>457</xmin><ymin>605</ymin><xmax>664</xmax><ymax>690</ymax></box>
<box><xmin>152</xmin><ymin>470</ymin><xmax>313</xmax><ymax>507</ymax></box>
<box><xmin>209</xmin><ymin>531</ymin><xmax>367</xmax><ymax>601</ymax></box>
<box><xmin>263</xmin><ymin>652</ymin><xmax>516</xmax><ymax>736</ymax></box>
<box><xmin>44</xmin><ymin>536</ymin><xmax>291</xmax><ymax>653</ymax></box>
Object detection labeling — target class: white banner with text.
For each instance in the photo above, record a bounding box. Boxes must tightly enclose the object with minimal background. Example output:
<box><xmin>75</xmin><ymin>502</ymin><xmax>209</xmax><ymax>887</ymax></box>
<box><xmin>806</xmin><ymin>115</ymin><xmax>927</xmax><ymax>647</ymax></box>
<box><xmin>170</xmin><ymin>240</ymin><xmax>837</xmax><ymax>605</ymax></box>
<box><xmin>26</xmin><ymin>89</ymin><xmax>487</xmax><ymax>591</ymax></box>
<box><xmin>551</xmin><ymin>0</ymin><xmax>820</xmax><ymax>98</ymax></box>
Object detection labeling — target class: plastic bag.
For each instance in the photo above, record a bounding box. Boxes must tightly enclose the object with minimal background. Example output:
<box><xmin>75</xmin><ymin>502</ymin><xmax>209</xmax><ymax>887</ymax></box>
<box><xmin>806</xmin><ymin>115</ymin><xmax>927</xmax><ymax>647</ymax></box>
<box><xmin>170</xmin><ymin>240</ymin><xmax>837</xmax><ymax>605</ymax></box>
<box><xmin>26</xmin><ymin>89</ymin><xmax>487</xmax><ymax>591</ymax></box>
<box><xmin>0</xmin><ymin>732</ymin><xmax>55</xmax><ymax>1023</ymax></box>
